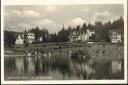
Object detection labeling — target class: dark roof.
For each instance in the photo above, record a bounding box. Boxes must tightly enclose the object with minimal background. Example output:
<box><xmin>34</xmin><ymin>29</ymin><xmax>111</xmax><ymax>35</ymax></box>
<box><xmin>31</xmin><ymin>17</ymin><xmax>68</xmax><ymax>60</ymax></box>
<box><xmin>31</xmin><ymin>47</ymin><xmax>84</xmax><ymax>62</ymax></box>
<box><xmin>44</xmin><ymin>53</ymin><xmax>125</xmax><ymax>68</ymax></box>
<box><xmin>18</xmin><ymin>33</ymin><xmax>24</xmax><ymax>39</ymax></box>
<box><xmin>109</xmin><ymin>29</ymin><xmax>122</xmax><ymax>34</ymax></box>
<box><xmin>88</xmin><ymin>28</ymin><xmax>95</xmax><ymax>32</ymax></box>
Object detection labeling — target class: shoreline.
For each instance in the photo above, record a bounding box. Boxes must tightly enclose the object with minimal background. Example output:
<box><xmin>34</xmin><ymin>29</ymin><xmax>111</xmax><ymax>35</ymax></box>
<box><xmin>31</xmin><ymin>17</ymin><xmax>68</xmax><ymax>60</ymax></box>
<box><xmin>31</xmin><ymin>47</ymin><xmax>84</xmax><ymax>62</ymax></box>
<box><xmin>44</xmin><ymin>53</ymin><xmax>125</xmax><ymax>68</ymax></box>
<box><xmin>4</xmin><ymin>42</ymin><xmax>124</xmax><ymax>60</ymax></box>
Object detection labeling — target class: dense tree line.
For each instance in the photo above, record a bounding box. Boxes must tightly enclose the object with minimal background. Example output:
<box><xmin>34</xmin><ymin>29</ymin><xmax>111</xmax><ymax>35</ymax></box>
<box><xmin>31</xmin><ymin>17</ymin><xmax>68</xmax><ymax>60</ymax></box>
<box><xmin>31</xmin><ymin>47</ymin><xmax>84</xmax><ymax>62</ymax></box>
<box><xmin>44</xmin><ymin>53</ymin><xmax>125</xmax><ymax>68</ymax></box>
<box><xmin>56</xmin><ymin>16</ymin><xmax>123</xmax><ymax>42</ymax></box>
<box><xmin>4</xmin><ymin>31</ymin><xmax>19</xmax><ymax>47</ymax></box>
<box><xmin>4</xmin><ymin>16</ymin><xmax>124</xmax><ymax>47</ymax></box>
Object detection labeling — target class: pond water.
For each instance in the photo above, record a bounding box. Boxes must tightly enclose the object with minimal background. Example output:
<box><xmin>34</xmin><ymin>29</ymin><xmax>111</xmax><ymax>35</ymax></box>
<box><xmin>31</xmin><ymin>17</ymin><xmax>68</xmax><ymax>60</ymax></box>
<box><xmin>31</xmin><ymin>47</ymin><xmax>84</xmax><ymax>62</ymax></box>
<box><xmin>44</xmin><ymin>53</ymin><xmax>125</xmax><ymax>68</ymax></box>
<box><xmin>4</xmin><ymin>53</ymin><xmax>124</xmax><ymax>80</ymax></box>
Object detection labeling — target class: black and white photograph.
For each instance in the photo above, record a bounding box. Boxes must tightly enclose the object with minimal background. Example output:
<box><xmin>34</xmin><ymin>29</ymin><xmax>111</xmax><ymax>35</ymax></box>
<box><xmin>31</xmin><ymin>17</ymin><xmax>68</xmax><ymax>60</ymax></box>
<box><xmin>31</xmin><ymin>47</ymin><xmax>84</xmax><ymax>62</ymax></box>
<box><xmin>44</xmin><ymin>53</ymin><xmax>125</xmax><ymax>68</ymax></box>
<box><xmin>1</xmin><ymin>0</ymin><xmax>127</xmax><ymax>84</ymax></box>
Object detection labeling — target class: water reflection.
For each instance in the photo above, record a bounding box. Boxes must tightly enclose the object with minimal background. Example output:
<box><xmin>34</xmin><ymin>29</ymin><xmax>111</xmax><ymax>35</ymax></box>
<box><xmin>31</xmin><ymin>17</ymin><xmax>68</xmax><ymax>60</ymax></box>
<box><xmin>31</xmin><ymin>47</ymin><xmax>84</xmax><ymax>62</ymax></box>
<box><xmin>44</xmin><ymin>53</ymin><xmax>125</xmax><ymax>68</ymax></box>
<box><xmin>111</xmin><ymin>60</ymin><xmax>122</xmax><ymax>73</ymax></box>
<box><xmin>15</xmin><ymin>57</ymin><xmax>24</xmax><ymax>75</ymax></box>
<box><xmin>4</xmin><ymin>53</ymin><xmax>124</xmax><ymax>80</ymax></box>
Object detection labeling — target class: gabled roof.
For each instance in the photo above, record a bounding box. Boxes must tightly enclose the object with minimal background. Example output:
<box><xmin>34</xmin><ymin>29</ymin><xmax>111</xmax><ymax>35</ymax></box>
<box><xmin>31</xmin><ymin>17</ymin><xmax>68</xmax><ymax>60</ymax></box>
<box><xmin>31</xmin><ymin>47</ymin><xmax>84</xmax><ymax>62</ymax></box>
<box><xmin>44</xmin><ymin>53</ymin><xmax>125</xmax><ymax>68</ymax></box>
<box><xmin>87</xmin><ymin>28</ymin><xmax>95</xmax><ymax>32</ymax></box>
<box><xmin>109</xmin><ymin>29</ymin><xmax>122</xmax><ymax>34</ymax></box>
<box><xmin>18</xmin><ymin>33</ymin><xmax>24</xmax><ymax>39</ymax></box>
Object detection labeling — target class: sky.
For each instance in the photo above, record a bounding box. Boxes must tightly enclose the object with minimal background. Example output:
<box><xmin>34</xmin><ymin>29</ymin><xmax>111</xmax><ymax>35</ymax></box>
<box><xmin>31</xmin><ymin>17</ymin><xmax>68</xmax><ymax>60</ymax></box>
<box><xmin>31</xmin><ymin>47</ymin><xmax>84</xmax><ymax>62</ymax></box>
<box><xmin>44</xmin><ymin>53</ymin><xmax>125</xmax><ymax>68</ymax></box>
<box><xmin>4</xmin><ymin>4</ymin><xmax>123</xmax><ymax>33</ymax></box>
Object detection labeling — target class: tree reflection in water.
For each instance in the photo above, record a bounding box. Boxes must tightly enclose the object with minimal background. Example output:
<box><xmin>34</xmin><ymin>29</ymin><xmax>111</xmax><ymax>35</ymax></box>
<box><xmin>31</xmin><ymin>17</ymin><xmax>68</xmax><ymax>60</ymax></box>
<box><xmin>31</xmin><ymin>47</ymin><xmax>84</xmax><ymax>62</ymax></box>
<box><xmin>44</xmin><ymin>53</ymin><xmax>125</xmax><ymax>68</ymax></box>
<box><xmin>4</xmin><ymin>53</ymin><xmax>124</xmax><ymax>80</ymax></box>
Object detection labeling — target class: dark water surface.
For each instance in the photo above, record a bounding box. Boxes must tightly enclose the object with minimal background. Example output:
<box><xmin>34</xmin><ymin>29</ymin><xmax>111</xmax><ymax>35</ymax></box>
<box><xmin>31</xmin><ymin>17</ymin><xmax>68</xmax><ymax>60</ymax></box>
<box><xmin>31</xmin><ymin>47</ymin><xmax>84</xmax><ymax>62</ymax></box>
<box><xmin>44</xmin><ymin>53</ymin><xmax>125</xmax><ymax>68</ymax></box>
<box><xmin>4</xmin><ymin>53</ymin><xmax>124</xmax><ymax>80</ymax></box>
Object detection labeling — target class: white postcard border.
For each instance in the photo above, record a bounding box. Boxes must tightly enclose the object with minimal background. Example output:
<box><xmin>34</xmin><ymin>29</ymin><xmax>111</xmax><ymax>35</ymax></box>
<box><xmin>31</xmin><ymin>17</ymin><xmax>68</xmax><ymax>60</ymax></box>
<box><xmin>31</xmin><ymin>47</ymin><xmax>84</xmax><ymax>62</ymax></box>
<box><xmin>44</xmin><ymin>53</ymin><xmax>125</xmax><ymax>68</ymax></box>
<box><xmin>1</xmin><ymin>0</ymin><xmax>127</xmax><ymax>84</ymax></box>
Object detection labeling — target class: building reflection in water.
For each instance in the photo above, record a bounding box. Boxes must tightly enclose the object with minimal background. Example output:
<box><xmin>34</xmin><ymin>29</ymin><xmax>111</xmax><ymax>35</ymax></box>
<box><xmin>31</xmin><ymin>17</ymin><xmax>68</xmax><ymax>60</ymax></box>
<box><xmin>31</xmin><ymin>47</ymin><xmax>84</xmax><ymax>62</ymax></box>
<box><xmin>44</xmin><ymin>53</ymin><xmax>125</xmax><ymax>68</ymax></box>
<box><xmin>4</xmin><ymin>53</ymin><xmax>124</xmax><ymax>80</ymax></box>
<box><xmin>27</xmin><ymin>56</ymin><xmax>35</xmax><ymax>75</ymax></box>
<box><xmin>15</xmin><ymin>57</ymin><xmax>24</xmax><ymax>75</ymax></box>
<box><xmin>111</xmin><ymin>60</ymin><xmax>122</xmax><ymax>73</ymax></box>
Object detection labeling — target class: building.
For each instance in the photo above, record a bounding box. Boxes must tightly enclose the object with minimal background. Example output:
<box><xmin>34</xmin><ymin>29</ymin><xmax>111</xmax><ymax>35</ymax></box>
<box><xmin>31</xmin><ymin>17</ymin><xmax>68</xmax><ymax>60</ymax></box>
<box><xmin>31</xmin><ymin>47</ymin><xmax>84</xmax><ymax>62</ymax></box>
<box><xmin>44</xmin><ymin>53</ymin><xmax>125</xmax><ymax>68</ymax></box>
<box><xmin>38</xmin><ymin>37</ymin><xmax>43</xmax><ymax>42</ymax></box>
<box><xmin>15</xmin><ymin>33</ymin><xmax>24</xmax><ymax>44</ymax></box>
<box><xmin>27</xmin><ymin>32</ymin><xmax>35</xmax><ymax>43</ymax></box>
<box><xmin>109</xmin><ymin>30</ymin><xmax>122</xmax><ymax>43</ymax></box>
<box><xmin>15</xmin><ymin>30</ymin><xmax>36</xmax><ymax>45</ymax></box>
<box><xmin>77</xmin><ymin>32</ymin><xmax>88</xmax><ymax>42</ymax></box>
<box><xmin>86</xmin><ymin>29</ymin><xmax>95</xmax><ymax>39</ymax></box>
<box><xmin>69</xmin><ymin>29</ymin><xmax>95</xmax><ymax>42</ymax></box>
<box><xmin>69</xmin><ymin>29</ymin><xmax>78</xmax><ymax>42</ymax></box>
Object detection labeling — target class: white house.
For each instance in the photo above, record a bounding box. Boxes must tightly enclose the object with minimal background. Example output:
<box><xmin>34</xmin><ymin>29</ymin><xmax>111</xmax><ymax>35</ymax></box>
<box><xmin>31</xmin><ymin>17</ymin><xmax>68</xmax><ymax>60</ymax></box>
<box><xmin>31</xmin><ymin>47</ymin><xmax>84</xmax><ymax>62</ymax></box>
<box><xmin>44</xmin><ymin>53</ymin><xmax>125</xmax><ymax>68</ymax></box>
<box><xmin>15</xmin><ymin>30</ymin><xmax>36</xmax><ymax>44</ymax></box>
<box><xmin>78</xmin><ymin>32</ymin><xmax>88</xmax><ymax>42</ymax></box>
<box><xmin>69</xmin><ymin>29</ymin><xmax>95</xmax><ymax>42</ymax></box>
<box><xmin>86</xmin><ymin>29</ymin><xmax>95</xmax><ymax>40</ymax></box>
<box><xmin>39</xmin><ymin>37</ymin><xmax>43</xmax><ymax>42</ymax></box>
<box><xmin>15</xmin><ymin>33</ymin><xmax>24</xmax><ymax>44</ymax></box>
<box><xmin>27</xmin><ymin>32</ymin><xmax>35</xmax><ymax>43</ymax></box>
<box><xmin>69</xmin><ymin>29</ymin><xmax>78</xmax><ymax>42</ymax></box>
<box><xmin>109</xmin><ymin>30</ymin><xmax>122</xmax><ymax>43</ymax></box>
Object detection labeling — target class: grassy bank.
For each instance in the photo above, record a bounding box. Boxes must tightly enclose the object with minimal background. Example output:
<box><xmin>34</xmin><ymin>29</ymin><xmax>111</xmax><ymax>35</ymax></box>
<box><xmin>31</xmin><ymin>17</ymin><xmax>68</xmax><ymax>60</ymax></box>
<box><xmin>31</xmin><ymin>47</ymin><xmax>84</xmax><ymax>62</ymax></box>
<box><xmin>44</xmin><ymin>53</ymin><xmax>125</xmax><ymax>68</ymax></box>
<box><xmin>4</xmin><ymin>42</ymin><xmax>124</xmax><ymax>59</ymax></box>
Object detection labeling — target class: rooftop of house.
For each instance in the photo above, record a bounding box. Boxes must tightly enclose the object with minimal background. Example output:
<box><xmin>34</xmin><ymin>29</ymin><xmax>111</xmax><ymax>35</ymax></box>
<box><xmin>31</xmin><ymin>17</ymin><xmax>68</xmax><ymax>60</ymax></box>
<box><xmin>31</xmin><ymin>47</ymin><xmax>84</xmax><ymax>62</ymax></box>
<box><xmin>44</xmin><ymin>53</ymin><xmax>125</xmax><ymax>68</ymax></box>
<box><xmin>18</xmin><ymin>33</ymin><xmax>24</xmax><ymax>39</ymax></box>
<box><xmin>28</xmin><ymin>32</ymin><xmax>35</xmax><ymax>35</ymax></box>
<box><xmin>109</xmin><ymin>29</ymin><xmax>122</xmax><ymax>34</ymax></box>
<box><xmin>87</xmin><ymin>28</ymin><xmax>95</xmax><ymax>32</ymax></box>
<box><xmin>70</xmin><ymin>28</ymin><xmax>95</xmax><ymax>35</ymax></box>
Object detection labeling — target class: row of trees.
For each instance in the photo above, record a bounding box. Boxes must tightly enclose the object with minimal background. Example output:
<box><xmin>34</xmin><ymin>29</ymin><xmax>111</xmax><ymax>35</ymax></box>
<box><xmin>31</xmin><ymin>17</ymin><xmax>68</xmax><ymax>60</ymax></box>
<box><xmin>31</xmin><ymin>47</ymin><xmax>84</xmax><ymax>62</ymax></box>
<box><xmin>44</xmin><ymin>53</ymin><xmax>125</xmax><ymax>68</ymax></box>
<box><xmin>4</xmin><ymin>16</ymin><xmax>124</xmax><ymax>47</ymax></box>
<box><xmin>45</xmin><ymin>16</ymin><xmax>123</xmax><ymax>42</ymax></box>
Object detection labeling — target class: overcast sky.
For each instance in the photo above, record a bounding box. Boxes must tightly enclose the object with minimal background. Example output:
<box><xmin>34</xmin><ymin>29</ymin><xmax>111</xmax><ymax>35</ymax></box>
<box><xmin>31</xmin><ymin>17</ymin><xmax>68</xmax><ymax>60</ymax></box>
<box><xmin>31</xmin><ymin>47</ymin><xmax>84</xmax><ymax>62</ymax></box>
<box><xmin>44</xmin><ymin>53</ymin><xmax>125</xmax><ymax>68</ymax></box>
<box><xmin>4</xmin><ymin>4</ymin><xmax>123</xmax><ymax>33</ymax></box>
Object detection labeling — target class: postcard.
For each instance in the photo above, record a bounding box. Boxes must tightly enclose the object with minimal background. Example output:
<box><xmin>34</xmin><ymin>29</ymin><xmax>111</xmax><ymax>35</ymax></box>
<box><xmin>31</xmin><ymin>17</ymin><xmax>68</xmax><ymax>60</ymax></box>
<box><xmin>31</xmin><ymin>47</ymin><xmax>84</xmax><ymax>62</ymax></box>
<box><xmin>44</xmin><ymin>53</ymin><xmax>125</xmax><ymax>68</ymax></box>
<box><xmin>1</xmin><ymin>0</ymin><xmax>127</xmax><ymax>84</ymax></box>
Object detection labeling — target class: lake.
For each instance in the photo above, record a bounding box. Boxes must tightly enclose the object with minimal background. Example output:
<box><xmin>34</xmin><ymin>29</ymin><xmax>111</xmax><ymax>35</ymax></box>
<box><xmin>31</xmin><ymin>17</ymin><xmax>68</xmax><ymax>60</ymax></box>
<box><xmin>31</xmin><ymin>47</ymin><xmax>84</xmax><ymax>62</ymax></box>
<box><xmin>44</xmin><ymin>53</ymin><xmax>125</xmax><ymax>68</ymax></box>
<box><xmin>4</xmin><ymin>52</ymin><xmax>124</xmax><ymax>80</ymax></box>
